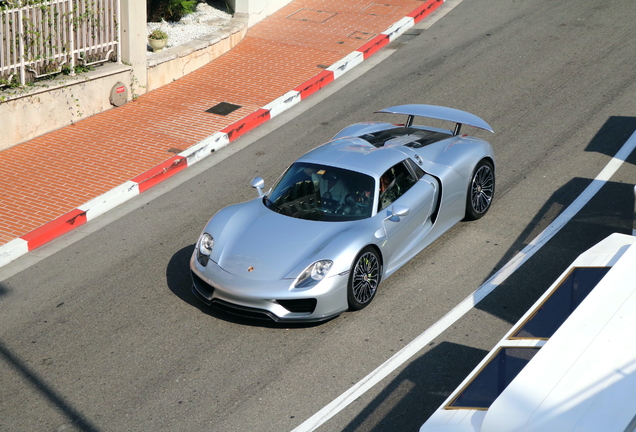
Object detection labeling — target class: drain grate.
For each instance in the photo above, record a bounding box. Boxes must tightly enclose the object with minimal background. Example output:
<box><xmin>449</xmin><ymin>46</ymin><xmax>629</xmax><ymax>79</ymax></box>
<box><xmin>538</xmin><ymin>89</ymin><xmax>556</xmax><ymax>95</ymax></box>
<box><xmin>167</xmin><ymin>147</ymin><xmax>183</xmax><ymax>154</ymax></box>
<box><xmin>206</xmin><ymin>102</ymin><xmax>241</xmax><ymax>116</ymax></box>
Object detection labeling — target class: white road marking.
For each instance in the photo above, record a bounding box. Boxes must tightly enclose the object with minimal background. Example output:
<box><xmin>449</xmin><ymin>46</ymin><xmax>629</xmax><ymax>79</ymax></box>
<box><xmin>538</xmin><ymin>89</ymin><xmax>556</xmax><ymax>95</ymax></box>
<box><xmin>291</xmin><ymin>133</ymin><xmax>636</xmax><ymax>432</ymax></box>
<box><xmin>633</xmin><ymin>185</ymin><xmax>636</xmax><ymax>236</ymax></box>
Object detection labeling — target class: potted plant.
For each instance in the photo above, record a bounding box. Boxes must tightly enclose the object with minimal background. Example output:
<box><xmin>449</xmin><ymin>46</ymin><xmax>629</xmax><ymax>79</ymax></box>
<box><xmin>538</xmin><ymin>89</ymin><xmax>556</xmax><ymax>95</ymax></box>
<box><xmin>148</xmin><ymin>29</ymin><xmax>168</xmax><ymax>53</ymax></box>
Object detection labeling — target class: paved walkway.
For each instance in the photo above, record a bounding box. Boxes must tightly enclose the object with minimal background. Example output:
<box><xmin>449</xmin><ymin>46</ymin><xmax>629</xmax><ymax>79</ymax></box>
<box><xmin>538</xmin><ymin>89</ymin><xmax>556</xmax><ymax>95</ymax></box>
<box><xmin>0</xmin><ymin>0</ymin><xmax>444</xmax><ymax>266</ymax></box>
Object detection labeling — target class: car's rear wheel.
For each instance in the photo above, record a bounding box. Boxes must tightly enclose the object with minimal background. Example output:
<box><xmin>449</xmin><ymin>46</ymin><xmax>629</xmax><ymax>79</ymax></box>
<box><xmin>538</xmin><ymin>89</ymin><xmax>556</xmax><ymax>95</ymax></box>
<box><xmin>347</xmin><ymin>246</ymin><xmax>381</xmax><ymax>310</ymax></box>
<box><xmin>465</xmin><ymin>159</ymin><xmax>495</xmax><ymax>220</ymax></box>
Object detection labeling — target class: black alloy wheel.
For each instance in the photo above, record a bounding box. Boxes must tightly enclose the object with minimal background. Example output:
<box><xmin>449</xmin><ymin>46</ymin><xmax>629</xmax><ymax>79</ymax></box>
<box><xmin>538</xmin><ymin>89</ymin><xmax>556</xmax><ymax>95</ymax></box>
<box><xmin>465</xmin><ymin>159</ymin><xmax>495</xmax><ymax>220</ymax></box>
<box><xmin>347</xmin><ymin>246</ymin><xmax>381</xmax><ymax>310</ymax></box>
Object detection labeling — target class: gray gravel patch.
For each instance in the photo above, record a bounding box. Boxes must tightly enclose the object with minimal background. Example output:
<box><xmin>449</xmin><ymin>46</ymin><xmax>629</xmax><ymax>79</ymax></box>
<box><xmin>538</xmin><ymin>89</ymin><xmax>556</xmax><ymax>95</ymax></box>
<box><xmin>146</xmin><ymin>1</ymin><xmax>233</xmax><ymax>52</ymax></box>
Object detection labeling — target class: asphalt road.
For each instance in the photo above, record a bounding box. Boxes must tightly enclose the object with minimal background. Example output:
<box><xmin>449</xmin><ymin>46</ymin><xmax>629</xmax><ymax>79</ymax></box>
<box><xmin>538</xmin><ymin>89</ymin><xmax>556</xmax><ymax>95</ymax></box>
<box><xmin>2</xmin><ymin>0</ymin><xmax>636</xmax><ymax>431</ymax></box>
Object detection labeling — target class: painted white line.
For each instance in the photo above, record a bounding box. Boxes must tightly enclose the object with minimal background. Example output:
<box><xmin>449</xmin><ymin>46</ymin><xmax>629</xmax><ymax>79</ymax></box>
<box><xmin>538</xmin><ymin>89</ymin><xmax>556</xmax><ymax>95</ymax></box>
<box><xmin>383</xmin><ymin>17</ymin><xmax>416</xmax><ymax>41</ymax></box>
<box><xmin>291</xmin><ymin>131</ymin><xmax>636</xmax><ymax>432</ymax></box>
<box><xmin>0</xmin><ymin>238</ymin><xmax>29</xmax><ymax>268</ymax></box>
<box><xmin>181</xmin><ymin>132</ymin><xmax>231</xmax><ymax>166</ymax></box>
<box><xmin>264</xmin><ymin>90</ymin><xmax>302</xmax><ymax>119</ymax></box>
<box><xmin>79</xmin><ymin>181</ymin><xmax>140</xmax><ymax>222</ymax></box>
<box><xmin>633</xmin><ymin>185</ymin><xmax>636</xmax><ymax>236</ymax></box>
<box><xmin>328</xmin><ymin>51</ymin><xmax>365</xmax><ymax>80</ymax></box>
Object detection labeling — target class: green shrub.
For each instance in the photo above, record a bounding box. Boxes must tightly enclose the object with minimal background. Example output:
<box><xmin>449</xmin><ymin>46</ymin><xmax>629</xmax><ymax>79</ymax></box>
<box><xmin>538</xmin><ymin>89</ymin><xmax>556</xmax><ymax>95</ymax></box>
<box><xmin>147</xmin><ymin>0</ymin><xmax>196</xmax><ymax>22</ymax></box>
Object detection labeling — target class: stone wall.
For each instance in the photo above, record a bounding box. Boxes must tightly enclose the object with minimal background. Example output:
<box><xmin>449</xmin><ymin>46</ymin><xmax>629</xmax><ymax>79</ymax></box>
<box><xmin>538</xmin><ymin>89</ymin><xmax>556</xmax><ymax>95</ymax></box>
<box><xmin>1</xmin><ymin>65</ymin><xmax>134</xmax><ymax>152</ymax></box>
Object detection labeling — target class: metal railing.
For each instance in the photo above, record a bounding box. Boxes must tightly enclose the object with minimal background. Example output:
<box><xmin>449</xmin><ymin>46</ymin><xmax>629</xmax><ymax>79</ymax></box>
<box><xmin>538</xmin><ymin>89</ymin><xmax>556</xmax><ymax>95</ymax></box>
<box><xmin>0</xmin><ymin>0</ymin><xmax>120</xmax><ymax>88</ymax></box>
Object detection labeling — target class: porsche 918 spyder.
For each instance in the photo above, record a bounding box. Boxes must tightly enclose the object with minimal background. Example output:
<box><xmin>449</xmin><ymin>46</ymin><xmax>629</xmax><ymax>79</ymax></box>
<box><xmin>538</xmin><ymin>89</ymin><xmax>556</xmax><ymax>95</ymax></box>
<box><xmin>190</xmin><ymin>104</ymin><xmax>495</xmax><ymax>322</ymax></box>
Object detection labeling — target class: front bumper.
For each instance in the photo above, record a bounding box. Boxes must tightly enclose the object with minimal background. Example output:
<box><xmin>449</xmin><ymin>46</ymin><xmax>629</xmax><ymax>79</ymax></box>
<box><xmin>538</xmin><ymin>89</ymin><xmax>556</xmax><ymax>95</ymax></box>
<box><xmin>189</xmin><ymin>253</ymin><xmax>349</xmax><ymax>322</ymax></box>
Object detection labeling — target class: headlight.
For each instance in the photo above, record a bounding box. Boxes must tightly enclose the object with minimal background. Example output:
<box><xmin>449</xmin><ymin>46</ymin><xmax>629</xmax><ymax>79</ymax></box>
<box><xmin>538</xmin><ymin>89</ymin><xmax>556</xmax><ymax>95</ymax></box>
<box><xmin>196</xmin><ymin>233</ymin><xmax>214</xmax><ymax>266</ymax></box>
<box><xmin>199</xmin><ymin>233</ymin><xmax>214</xmax><ymax>255</ymax></box>
<box><xmin>294</xmin><ymin>260</ymin><xmax>333</xmax><ymax>288</ymax></box>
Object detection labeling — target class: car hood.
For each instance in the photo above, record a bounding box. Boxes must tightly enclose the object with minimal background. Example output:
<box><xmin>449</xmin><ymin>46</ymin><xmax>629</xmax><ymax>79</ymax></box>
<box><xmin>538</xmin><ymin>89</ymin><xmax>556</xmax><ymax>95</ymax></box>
<box><xmin>212</xmin><ymin>200</ymin><xmax>355</xmax><ymax>281</ymax></box>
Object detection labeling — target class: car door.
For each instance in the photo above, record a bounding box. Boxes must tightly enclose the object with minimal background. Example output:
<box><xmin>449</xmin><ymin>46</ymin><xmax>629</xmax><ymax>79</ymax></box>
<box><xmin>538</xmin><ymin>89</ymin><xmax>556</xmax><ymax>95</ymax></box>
<box><xmin>375</xmin><ymin>159</ymin><xmax>437</xmax><ymax>274</ymax></box>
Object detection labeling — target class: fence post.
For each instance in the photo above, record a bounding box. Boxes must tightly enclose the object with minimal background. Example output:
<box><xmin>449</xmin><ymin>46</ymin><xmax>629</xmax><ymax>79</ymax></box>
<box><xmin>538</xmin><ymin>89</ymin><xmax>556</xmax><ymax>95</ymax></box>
<box><xmin>116</xmin><ymin>0</ymin><xmax>121</xmax><ymax>63</ymax></box>
<box><xmin>68</xmin><ymin>0</ymin><xmax>75</xmax><ymax>75</ymax></box>
<box><xmin>17</xmin><ymin>3</ymin><xmax>26</xmax><ymax>85</ymax></box>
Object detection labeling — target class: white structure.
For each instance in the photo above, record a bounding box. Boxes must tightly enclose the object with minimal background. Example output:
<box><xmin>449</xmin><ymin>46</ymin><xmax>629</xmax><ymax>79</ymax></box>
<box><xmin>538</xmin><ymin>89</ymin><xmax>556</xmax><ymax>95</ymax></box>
<box><xmin>421</xmin><ymin>232</ymin><xmax>636</xmax><ymax>432</ymax></box>
<box><xmin>229</xmin><ymin>0</ymin><xmax>293</xmax><ymax>26</ymax></box>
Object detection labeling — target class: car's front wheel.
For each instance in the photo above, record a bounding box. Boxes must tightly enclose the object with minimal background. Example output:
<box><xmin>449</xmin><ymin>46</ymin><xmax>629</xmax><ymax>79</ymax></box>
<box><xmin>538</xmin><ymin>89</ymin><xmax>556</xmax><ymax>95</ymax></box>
<box><xmin>464</xmin><ymin>159</ymin><xmax>495</xmax><ymax>220</ymax></box>
<box><xmin>347</xmin><ymin>246</ymin><xmax>381</xmax><ymax>310</ymax></box>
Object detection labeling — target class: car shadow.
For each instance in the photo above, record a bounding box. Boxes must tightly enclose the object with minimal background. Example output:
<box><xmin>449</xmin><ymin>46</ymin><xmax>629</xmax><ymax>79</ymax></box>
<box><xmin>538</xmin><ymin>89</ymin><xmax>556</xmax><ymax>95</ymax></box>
<box><xmin>585</xmin><ymin>115</ymin><xmax>636</xmax><ymax>161</ymax></box>
<box><xmin>339</xmin><ymin>341</ymin><xmax>489</xmax><ymax>432</ymax></box>
<box><xmin>475</xmin><ymin>177</ymin><xmax>636</xmax><ymax>327</ymax></box>
<box><xmin>472</xmin><ymin>116</ymin><xmax>636</xmax><ymax>324</ymax></box>
<box><xmin>165</xmin><ymin>244</ymin><xmax>330</xmax><ymax>329</ymax></box>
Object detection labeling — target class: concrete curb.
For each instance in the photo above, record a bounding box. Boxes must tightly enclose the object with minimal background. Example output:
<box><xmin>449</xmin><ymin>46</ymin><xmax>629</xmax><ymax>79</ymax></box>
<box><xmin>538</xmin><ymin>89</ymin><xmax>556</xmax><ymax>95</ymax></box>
<box><xmin>0</xmin><ymin>0</ymin><xmax>444</xmax><ymax>269</ymax></box>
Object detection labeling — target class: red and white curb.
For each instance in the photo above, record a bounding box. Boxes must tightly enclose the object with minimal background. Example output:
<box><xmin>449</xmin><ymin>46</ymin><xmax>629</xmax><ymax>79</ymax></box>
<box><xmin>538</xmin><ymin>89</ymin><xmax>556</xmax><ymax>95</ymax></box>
<box><xmin>0</xmin><ymin>0</ymin><xmax>444</xmax><ymax>268</ymax></box>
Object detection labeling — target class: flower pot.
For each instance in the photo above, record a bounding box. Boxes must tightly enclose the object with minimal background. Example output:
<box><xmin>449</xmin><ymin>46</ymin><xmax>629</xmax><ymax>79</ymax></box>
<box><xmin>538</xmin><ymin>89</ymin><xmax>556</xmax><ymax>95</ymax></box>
<box><xmin>148</xmin><ymin>37</ymin><xmax>167</xmax><ymax>53</ymax></box>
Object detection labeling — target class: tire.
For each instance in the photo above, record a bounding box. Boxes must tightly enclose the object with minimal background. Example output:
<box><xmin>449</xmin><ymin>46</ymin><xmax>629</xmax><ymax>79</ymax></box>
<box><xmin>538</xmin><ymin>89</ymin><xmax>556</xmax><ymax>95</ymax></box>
<box><xmin>347</xmin><ymin>246</ymin><xmax>382</xmax><ymax>310</ymax></box>
<box><xmin>464</xmin><ymin>159</ymin><xmax>495</xmax><ymax>221</ymax></box>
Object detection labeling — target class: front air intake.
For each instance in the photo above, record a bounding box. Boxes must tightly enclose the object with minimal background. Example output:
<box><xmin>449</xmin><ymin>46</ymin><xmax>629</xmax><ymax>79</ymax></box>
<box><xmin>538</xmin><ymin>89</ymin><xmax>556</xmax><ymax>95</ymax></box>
<box><xmin>277</xmin><ymin>298</ymin><xmax>317</xmax><ymax>313</ymax></box>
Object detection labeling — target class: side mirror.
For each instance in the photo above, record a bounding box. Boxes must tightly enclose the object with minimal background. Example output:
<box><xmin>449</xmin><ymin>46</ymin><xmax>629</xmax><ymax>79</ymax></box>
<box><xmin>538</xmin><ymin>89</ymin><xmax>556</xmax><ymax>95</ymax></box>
<box><xmin>251</xmin><ymin>177</ymin><xmax>265</xmax><ymax>197</ymax></box>
<box><xmin>392</xmin><ymin>205</ymin><xmax>410</xmax><ymax>217</ymax></box>
<box><xmin>384</xmin><ymin>205</ymin><xmax>410</xmax><ymax>222</ymax></box>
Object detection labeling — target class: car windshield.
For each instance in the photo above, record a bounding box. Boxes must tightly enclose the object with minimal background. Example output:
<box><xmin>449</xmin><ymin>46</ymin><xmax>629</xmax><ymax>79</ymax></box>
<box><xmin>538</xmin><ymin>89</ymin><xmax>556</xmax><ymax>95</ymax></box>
<box><xmin>264</xmin><ymin>162</ymin><xmax>375</xmax><ymax>221</ymax></box>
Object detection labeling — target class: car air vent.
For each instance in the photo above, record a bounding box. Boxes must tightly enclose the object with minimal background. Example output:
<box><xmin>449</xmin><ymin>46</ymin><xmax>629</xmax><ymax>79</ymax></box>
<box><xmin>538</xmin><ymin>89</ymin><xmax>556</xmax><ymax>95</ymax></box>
<box><xmin>212</xmin><ymin>299</ymin><xmax>278</xmax><ymax>321</ymax></box>
<box><xmin>360</xmin><ymin>127</ymin><xmax>420</xmax><ymax>147</ymax></box>
<box><xmin>191</xmin><ymin>271</ymin><xmax>215</xmax><ymax>298</ymax></box>
<box><xmin>406</xmin><ymin>131</ymin><xmax>452</xmax><ymax>148</ymax></box>
<box><xmin>277</xmin><ymin>298</ymin><xmax>317</xmax><ymax>313</ymax></box>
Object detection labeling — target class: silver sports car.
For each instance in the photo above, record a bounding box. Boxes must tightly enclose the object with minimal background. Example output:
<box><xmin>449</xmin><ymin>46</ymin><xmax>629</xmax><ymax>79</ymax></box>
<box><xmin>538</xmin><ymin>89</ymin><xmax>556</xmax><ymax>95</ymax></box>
<box><xmin>190</xmin><ymin>105</ymin><xmax>495</xmax><ymax>322</ymax></box>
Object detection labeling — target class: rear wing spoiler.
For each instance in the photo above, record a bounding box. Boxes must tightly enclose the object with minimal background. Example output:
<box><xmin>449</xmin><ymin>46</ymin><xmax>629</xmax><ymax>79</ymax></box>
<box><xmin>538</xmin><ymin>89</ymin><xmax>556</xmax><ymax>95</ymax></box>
<box><xmin>375</xmin><ymin>104</ymin><xmax>494</xmax><ymax>135</ymax></box>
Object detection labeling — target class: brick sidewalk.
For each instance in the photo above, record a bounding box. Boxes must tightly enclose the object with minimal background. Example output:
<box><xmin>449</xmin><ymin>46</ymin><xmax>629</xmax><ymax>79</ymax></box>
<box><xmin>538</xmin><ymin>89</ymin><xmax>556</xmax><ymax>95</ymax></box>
<box><xmin>0</xmin><ymin>0</ymin><xmax>444</xmax><ymax>266</ymax></box>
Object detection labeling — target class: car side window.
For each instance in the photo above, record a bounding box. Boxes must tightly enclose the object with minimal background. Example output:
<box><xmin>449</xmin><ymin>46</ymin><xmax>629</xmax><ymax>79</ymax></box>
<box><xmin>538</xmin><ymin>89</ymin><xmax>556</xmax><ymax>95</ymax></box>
<box><xmin>378</xmin><ymin>161</ymin><xmax>419</xmax><ymax>211</ymax></box>
<box><xmin>404</xmin><ymin>158</ymin><xmax>426</xmax><ymax>179</ymax></box>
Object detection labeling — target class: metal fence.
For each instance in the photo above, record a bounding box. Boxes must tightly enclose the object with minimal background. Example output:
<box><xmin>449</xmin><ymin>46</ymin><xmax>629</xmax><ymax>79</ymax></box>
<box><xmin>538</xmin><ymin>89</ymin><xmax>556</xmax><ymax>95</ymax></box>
<box><xmin>0</xmin><ymin>0</ymin><xmax>120</xmax><ymax>88</ymax></box>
